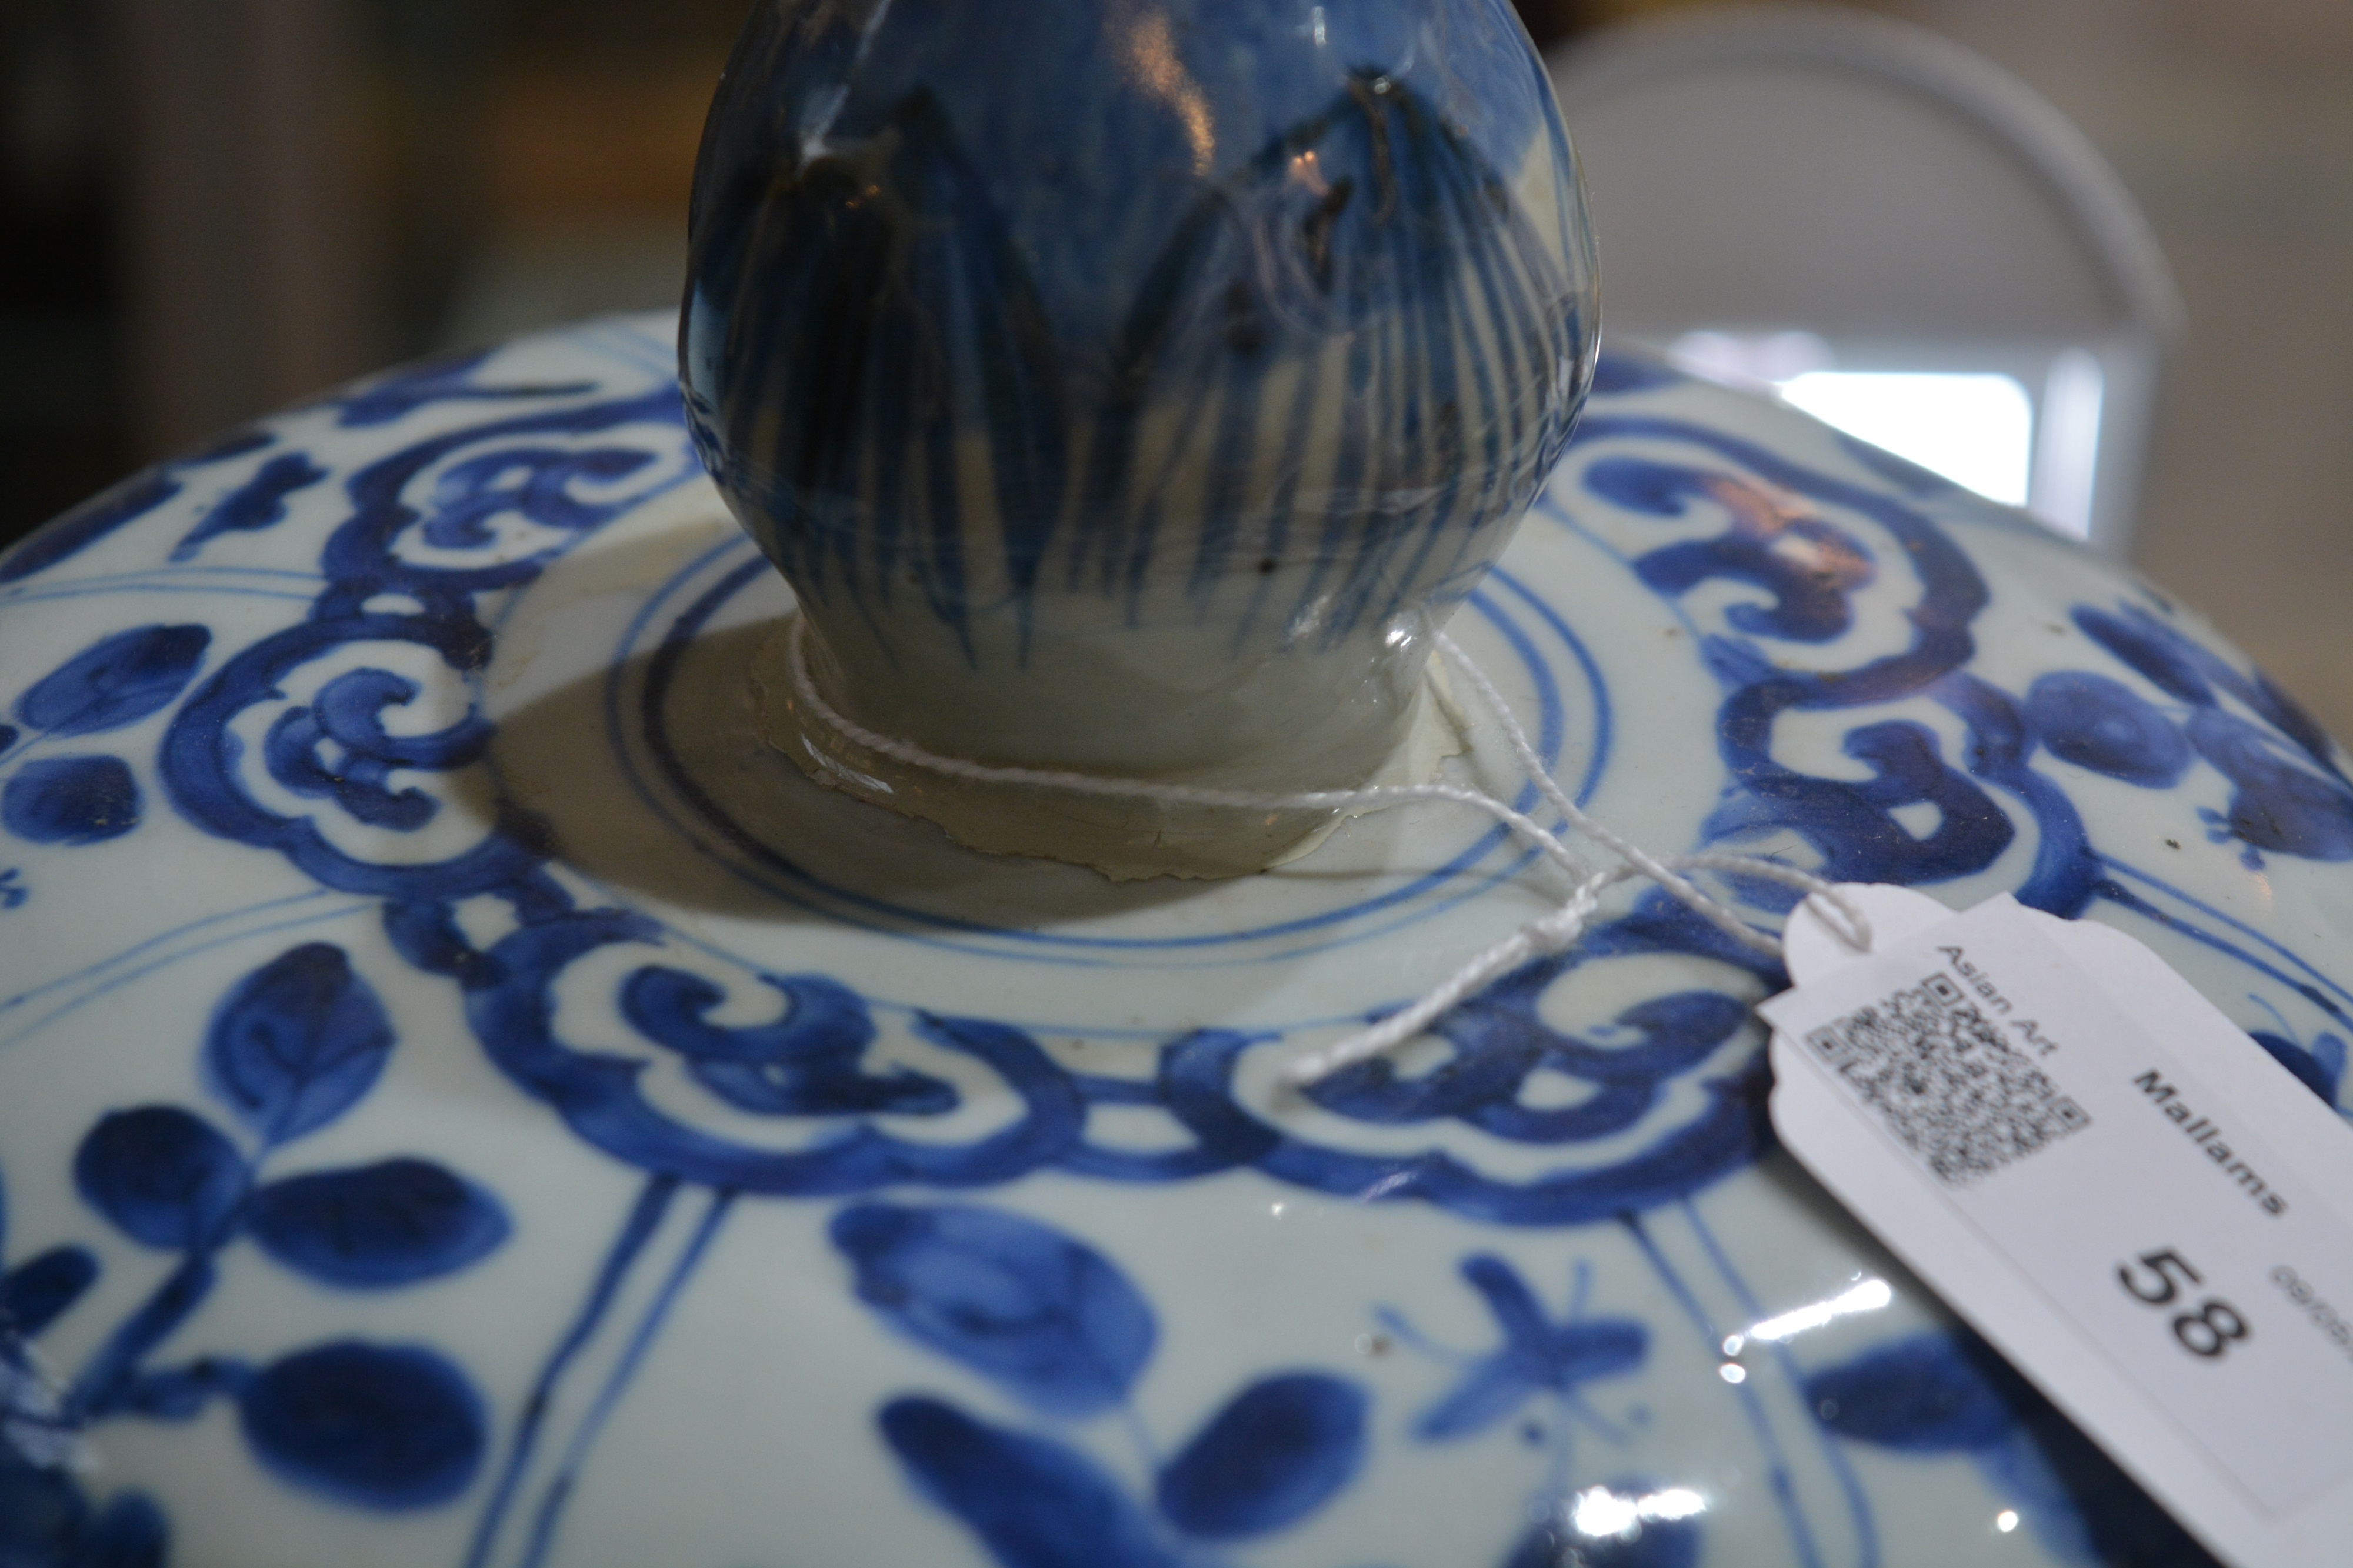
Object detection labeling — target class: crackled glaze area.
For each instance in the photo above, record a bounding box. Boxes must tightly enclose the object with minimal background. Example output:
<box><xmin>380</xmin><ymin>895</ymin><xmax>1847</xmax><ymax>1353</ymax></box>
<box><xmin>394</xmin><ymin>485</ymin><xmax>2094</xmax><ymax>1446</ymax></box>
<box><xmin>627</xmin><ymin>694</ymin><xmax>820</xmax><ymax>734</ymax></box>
<box><xmin>2</xmin><ymin>313</ymin><xmax>2348</xmax><ymax>1567</ymax></box>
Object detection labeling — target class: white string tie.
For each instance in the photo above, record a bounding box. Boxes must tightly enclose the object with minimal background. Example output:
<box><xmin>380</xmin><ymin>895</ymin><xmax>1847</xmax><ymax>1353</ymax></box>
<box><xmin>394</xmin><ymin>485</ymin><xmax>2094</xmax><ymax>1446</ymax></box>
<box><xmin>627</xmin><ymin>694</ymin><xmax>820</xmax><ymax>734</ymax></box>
<box><xmin>781</xmin><ymin>617</ymin><xmax>1872</xmax><ymax>1087</ymax></box>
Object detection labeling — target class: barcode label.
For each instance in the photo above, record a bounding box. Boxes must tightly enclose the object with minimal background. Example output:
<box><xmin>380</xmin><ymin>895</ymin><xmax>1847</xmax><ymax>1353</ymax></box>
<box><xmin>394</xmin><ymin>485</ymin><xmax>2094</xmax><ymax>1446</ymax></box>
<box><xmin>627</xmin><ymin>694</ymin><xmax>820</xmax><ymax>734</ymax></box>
<box><xmin>1765</xmin><ymin>885</ymin><xmax>2353</xmax><ymax>1562</ymax></box>
<box><xmin>1802</xmin><ymin>969</ymin><xmax>2091</xmax><ymax>1185</ymax></box>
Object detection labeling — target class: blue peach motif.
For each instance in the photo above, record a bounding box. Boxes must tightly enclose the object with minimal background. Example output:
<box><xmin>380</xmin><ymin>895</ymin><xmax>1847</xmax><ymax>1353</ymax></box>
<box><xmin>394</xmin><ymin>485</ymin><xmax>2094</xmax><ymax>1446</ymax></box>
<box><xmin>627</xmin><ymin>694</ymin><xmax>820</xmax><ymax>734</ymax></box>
<box><xmin>201</xmin><ymin>943</ymin><xmax>396</xmax><ymax>1142</ymax></box>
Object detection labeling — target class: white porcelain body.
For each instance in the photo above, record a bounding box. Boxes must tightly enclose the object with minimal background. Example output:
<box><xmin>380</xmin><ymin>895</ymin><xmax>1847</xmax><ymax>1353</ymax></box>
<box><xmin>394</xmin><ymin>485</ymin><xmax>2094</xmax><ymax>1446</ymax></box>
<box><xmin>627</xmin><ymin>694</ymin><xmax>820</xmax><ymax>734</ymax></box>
<box><xmin>1</xmin><ymin>315</ymin><xmax>2345</xmax><ymax>1568</ymax></box>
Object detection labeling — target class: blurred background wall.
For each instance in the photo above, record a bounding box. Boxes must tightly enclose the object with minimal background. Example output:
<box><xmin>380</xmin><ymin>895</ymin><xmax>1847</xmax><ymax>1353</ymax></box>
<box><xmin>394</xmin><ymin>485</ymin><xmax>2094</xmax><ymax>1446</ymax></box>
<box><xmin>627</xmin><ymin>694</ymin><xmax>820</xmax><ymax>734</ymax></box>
<box><xmin>3</xmin><ymin>0</ymin><xmax>2349</xmax><ymax>733</ymax></box>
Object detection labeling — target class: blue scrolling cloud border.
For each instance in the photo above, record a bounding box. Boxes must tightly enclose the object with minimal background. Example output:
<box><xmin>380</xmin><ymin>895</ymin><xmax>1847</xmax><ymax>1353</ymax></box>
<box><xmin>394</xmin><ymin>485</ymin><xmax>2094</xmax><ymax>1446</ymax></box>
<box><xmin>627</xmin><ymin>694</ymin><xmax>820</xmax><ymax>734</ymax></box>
<box><xmin>5</xmin><ymin>335</ymin><xmax>2344</xmax><ymax>1232</ymax></box>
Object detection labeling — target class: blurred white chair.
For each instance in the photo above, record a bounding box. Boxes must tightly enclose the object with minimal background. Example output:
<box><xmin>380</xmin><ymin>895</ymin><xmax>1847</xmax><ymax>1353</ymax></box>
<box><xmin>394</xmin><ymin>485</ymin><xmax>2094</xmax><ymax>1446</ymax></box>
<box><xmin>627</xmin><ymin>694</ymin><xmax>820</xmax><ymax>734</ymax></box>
<box><xmin>1548</xmin><ymin>4</ymin><xmax>2182</xmax><ymax>556</ymax></box>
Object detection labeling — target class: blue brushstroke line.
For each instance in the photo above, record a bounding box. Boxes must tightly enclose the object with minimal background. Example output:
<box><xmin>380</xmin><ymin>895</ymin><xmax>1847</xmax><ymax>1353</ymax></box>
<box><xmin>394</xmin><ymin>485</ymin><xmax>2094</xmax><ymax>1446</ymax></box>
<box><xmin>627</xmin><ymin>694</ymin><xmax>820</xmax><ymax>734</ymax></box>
<box><xmin>512</xmin><ymin>1186</ymin><xmax>738</xmax><ymax>1568</ymax></box>
<box><xmin>1624</xmin><ymin>1212</ymin><xmax>1829</xmax><ymax>1568</ymax></box>
<box><xmin>1531</xmin><ymin>491</ymin><xmax>1716</xmax><ymax>652</ymax></box>
<box><xmin>0</xmin><ymin>583</ymin><xmax>319</xmax><ymax>606</ymax></box>
<box><xmin>2094</xmin><ymin>879</ymin><xmax>2353</xmax><ymax>1032</ymax></box>
<box><xmin>461</xmin><ymin>1175</ymin><xmax>682</xmax><ymax>1568</ymax></box>
<box><xmin>601</xmin><ymin>544</ymin><xmax>1195</xmax><ymax>958</ymax></box>
<box><xmin>0</xmin><ymin>889</ymin><xmax>333</xmax><ymax>1018</ymax></box>
<box><xmin>2098</xmin><ymin>856</ymin><xmax>2353</xmax><ymax>1010</ymax></box>
<box><xmin>0</xmin><ymin>901</ymin><xmax>373</xmax><ymax>1049</ymax></box>
<box><xmin>615</xmin><ymin>542</ymin><xmax>1591</xmax><ymax>956</ymax></box>
<box><xmin>1491</xmin><ymin>564</ymin><xmax>1611</xmax><ymax>811</ymax></box>
<box><xmin>1681</xmin><ymin>1198</ymin><xmax>1881</xmax><ymax>1568</ymax></box>
<box><xmin>1538</xmin><ymin>479</ymin><xmax>2348</xmax><ymax>1028</ymax></box>
<box><xmin>658</xmin><ymin>562</ymin><xmax>1558</xmax><ymax>945</ymax></box>
<box><xmin>0</xmin><ymin>566</ymin><xmax>325</xmax><ymax>603</ymax></box>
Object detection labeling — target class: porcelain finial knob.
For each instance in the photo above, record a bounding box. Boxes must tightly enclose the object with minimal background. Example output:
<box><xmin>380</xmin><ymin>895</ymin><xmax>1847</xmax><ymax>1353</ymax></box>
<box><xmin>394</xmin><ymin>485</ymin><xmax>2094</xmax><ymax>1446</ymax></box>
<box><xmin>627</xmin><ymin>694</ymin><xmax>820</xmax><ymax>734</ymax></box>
<box><xmin>681</xmin><ymin>0</ymin><xmax>1597</xmax><ymax>873</ymax></box>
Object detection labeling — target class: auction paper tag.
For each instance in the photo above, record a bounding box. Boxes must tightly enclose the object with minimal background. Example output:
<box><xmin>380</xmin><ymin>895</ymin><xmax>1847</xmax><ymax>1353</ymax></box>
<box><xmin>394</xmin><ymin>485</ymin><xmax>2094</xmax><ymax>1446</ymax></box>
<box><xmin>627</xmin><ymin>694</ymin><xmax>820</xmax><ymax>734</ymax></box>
<box><xmin>1760</xmin><ymin>884</ymin><xmax>2353</xmax><ymax>1568</ymax></box>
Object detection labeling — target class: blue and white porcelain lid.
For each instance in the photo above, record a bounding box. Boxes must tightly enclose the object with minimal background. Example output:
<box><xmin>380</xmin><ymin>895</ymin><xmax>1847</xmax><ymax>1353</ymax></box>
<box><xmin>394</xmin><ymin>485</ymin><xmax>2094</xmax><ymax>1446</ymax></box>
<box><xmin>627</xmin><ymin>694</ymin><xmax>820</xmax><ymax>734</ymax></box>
<box><xmin>2</xmin><ymin>313</ymin><xmax>2345</xmax><ymax>1567</ymax></box>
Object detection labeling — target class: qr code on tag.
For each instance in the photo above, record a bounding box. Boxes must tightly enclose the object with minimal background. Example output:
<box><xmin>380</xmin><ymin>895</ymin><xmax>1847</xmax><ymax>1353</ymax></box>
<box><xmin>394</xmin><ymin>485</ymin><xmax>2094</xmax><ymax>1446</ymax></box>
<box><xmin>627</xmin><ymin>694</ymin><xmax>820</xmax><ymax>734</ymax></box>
<box><xmin>1802</xmin><ymin>972</ymin><xmax>2091</xmax><ymax>1185</ymax></box>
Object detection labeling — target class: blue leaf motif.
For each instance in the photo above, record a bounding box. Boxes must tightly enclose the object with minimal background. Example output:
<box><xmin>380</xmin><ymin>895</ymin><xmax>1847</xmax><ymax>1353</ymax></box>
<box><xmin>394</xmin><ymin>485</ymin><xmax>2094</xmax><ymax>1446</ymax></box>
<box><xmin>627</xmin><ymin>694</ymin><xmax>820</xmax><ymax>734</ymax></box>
<box><xmin>236</xmin><ymin>1340</ymin><xmax>485</xmax><ymax>1509</ymax></box>
<box><xmin>1155</xmin><ymin>1372</ymin><xmax>1368</xmax><ymax>1540</ymax></box>
<box><xmin>172</xmin><ymin>452</ymin><xmax>328</xmax><ymax>561</ymax></box>
<box><xmin>73</xmin><ymin>1107</ymin><xmax>246</xmax><ymax>1250</ymax></box>
<box><xmin>2072</xmin><ymin>605</ymin><xmax>2214</xmax><ymax>705</ymax></box>
<box><xmin>0</xmin><ymin>1453</ymin><xmax>74</xmax><ymax>1560</ymax></box>
<box><xmin>1977</xmin><ymin>1403</ymin><xmax>2221</xmax><ymax>1567</ymax></box>
<box><xmin>75</xmin><ymin>1492</ymin><xmax>170</xmax><ymax>1567</ymax></box>
<box><xmin>204</xmin><ymin>944</ymin><xmax>396</xmax><ymax>1143</ymax></box>
<box><xmin>831</xmin><ymin>1202</ymin><xmax>1155</xmax><ymax>1417</ymax></box>
<box><xmin>0</xmin><ymin>723</ymin><xmax>16</xmax><ymax>754</ymax></box>
<box><xmin>1809</xmin><ymin>1331</ymin><xmax>2219</xmax><ymax>1566</ymax></box>
<box><xmin>2</xmin><ymin>1245</ymin><xmax>100</xmax><ymax>1336</ymax></box>
<box><xmin>2023</xmin><ymin>672</ymin><xmax>2188</xmax><ymax>788</ymax></box>
<box><xmin>878</xmin><ymin>1396</ymin><xmax>1177</xmax><ymax>1568</ymax></box>
<box><xmin>14</xmin><ymin>625</ymin><xmax>211</xmax><ymax>738</ymax></box>
<box><xmin>2251</xmin><ymin>1030</ymin><xmax>2345</xmax><ymax>1105</ymax></box>
<box><xmin>2</xmin><ymin>757</ymin><xmax>141</xmax><ymax>845</ymax></box>
<box><xmin>0</xmin><ymin>1459</ymin><xmax>170</xmax><ymax>1568</ymax></box>
<box><xmin>0</xmin><ymin>468</ymin><xmax>182</xmax><ymax>586</ymax></box>
<box><xmin>2185</xmin><ymin>709</ymin><xmax>2353</xmax><ymax>861</ymax></box>
<box><xmin>246</xmin><ymin>1159</ymin><xmax>509</xmax><ymax>1288</ymax></box>
<box><xmin>1803</xmin><ymin>1333</ymin><xmax>2018</xmax><ymax>1452</ymax></box>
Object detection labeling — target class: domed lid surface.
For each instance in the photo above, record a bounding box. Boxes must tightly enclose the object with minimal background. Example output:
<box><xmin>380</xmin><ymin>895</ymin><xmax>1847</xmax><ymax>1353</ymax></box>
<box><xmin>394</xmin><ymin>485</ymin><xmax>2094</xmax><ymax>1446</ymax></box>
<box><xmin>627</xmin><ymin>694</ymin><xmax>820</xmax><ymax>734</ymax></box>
<box><xmin>0</xmin><ymin>315</ymin><xmax>2340</xmax><ymax>1567</ymax></box>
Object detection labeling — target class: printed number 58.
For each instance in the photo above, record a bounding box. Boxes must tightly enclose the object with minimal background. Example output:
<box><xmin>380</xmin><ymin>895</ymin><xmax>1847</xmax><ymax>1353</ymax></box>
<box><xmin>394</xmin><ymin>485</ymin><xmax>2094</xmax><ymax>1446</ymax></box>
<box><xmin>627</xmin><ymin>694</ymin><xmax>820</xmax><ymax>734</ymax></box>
<box><xmin>2117</xmin><ymin>1248</ymin><xmax>2201</xmax><ymax>1305</ymax></box>
<box><xmin>2117</xmin><ymin>1247</ymin><xmax>2249</xmax><ymax>1359</ymax></box>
